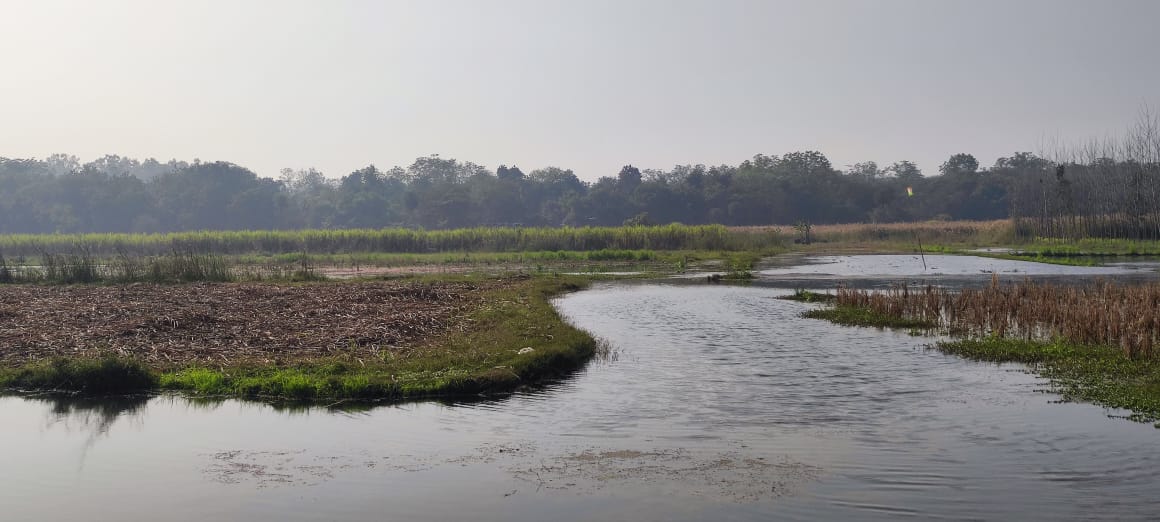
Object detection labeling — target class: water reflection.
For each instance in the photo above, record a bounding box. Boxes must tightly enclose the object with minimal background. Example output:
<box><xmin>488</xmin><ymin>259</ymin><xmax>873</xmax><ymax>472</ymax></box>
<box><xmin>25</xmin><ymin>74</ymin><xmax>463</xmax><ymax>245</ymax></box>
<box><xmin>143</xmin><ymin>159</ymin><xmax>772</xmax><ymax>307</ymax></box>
<box><xmin>39</xmin><ymin>394</ymin><xmax>147</xmax><ymax>443</ymax></box>
<box><xmin>36</xmin><ymin>393</ymin><xmax>151</xmax><ymax>435</ymax></box>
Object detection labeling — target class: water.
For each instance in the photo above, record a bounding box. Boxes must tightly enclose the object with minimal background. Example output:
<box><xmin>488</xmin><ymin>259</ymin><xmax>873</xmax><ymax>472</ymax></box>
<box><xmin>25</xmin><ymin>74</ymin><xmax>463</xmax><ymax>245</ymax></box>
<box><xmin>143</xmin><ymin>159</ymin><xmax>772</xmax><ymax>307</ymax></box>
<box><xmin>3</xmin><ymin>255</ymin><xmax>1160</xmax><ymax>521</ymax></box>
<box><xmin>760</xmin><ymin>254</ymin><xmax>1140</xmax><ymax>277</ymax></box>
<box><xmin>756</xmin><ymin>253</ymin><xmax>1159</xmax><ymax>290</ymax></box>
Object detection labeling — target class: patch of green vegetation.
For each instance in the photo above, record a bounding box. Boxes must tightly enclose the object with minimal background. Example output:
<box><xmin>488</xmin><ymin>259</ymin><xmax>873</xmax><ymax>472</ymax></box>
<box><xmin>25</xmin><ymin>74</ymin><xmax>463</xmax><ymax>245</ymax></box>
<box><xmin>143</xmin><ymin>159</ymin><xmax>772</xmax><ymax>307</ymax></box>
<box><xmin>709</xmin><ymin>252</ymin><xmax>759</xmax><ymax>280</ymax></box>
<box><xmin>1017</xmin><ymin>238</ymin><xmax>1160</xmax><ymax>257</ymax></box>
<box><xmin>0</xmin><ymin>357</ymin><xmax>157</xmax><ymax>394</ymax></box>
<box><xmin>779</xmin><ymin>289</ymin><xmax>836</xmax><ymax>303</ymax></box>
<box><xmin>1</xmin><ymin>276</ymin><xmax>599</xmax><ymax>402</ymax></box>
<box><xmin>0</xmin><ymin>224</ymin><xmax>784</xmax><ymax>258</ymax></box>
<box><xmin>938</xmin><ymin>338</ymin><xmax>1160</xmax><ymax>424</ymax></box>
<box><xmin>973</xmin><ymin>251</ymin><xmax>1100</xmax><ymax>267</ymax></box>
<box><xmin>802</xmin><ymin>305</ymin><xmax>936</xmax><ymax>329</ymax></box>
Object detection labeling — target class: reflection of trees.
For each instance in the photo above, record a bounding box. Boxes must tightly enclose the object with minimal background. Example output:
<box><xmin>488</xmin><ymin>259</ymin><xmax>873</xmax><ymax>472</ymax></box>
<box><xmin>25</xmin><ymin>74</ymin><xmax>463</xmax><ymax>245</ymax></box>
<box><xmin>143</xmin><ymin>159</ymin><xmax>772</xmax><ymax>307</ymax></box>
<box><xmin>27</xmin><ymin>393</ymin><xmax>152</xmax><ymax>468</ymax></box>
<box><xmin>40</xmin><ymin>394</ymin><xmax>151</xmax><ymax>436</ymax></box>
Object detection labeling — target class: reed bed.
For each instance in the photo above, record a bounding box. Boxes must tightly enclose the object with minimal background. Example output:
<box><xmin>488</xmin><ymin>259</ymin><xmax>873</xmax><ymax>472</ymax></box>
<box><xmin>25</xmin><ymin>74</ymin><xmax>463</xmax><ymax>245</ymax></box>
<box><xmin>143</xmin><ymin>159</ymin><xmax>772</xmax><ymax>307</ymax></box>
<box><xmin>0</xmin><ymin>250</ymin><xmax>239</xmax><ymax>284</ymax></box>
<box><xmin>835</xmin><ymin>277</ymin><xmax>1160</xmax><ymax>358</ymax></box>
<box><xmin>0</xmin><ymin>224</ymin><xmax>782</xmax><ymax>257</ymax></box>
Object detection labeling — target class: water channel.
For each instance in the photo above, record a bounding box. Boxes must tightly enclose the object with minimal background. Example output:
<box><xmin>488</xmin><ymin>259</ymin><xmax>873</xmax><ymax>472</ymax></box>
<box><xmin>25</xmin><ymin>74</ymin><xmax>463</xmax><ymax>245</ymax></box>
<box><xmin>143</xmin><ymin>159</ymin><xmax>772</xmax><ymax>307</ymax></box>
<box><xmin>2</xmin><ymin>255</ymin><xmax>1159</xmax><ymax>521</ymax></box>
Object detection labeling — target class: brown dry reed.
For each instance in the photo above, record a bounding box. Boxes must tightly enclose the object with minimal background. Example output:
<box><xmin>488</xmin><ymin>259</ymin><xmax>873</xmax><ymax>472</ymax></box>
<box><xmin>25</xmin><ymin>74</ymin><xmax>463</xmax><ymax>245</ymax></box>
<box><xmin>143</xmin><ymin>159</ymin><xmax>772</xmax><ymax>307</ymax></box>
<box><xmin>836</xmin><ymin>275</ymin><xmax>1160</xmax><ymax>358</ymax></box>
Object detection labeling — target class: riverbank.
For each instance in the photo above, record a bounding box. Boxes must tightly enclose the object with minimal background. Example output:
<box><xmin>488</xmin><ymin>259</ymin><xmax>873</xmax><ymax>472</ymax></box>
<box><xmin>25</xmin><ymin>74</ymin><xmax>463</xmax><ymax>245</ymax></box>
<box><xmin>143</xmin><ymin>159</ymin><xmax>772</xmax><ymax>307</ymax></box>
<box><xmin>0</xmin><ymin>275</ymin><xmax>599</xmax><ymax>401</ymax></box>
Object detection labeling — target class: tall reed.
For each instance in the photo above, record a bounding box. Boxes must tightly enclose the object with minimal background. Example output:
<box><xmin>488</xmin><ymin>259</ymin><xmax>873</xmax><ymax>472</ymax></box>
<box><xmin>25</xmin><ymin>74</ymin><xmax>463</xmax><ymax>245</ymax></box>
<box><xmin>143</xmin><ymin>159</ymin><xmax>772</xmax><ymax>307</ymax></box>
<box><xmin>0</xmin><ymin>224</ymin><xmax>783</xmax><ymax>257</ymax></box>
<box><xmin>836</xmin><ymin>277</ymin><xmax>1160</xmax><ymax>358</ymax></box>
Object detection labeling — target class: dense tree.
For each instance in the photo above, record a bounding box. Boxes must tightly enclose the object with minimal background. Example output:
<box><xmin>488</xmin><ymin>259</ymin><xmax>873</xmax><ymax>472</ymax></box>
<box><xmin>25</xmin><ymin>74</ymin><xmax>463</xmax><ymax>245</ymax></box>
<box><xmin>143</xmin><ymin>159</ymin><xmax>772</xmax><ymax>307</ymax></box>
<box><xmin>5</xmin><ymin>141</ymin><xmax>1151</xmax><ymax>237</ymax></box>
<box><xmin>617</xmin><ymin>165</ymin><xmax>642</xmax><ymax>191</ymax></box>
<box><xmin>939</xmin><ymin>153</ymin><xmax>980</xmax><ymax>176</ymax></box>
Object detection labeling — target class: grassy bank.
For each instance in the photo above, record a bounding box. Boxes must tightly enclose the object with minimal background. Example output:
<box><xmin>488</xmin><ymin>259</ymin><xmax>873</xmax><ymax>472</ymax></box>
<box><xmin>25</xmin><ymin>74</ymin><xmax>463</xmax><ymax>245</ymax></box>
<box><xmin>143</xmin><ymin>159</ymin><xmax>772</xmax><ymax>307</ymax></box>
<box><xmin>0</xmin><ymin>275</ymin><xmax>599</xmax><ymax>402</ymax></box>
<box><xmin>801</xmin><ymin>281</ymin><xmax>1160</xmax><ymax>425</ymax></box>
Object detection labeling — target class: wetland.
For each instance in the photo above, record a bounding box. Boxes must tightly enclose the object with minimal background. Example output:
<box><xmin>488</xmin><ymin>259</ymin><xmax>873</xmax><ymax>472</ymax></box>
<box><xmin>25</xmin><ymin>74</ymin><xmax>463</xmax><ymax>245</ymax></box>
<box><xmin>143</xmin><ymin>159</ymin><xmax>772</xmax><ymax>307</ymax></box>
<box><xmin>4</xmin><ymin>253</ymin><xmax>1160</xmax><ymax>521</ymax></box>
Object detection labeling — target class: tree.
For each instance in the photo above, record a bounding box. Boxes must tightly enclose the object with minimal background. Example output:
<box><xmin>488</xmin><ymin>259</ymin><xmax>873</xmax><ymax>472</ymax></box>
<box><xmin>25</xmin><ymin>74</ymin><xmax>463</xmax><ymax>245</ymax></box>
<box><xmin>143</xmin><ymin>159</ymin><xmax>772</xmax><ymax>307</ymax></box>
<box><xmin>847</xmin><ymin>161</ymin><xmax>882</xmax><ymax>180</ymax></box>
<box><xmin>617</xmin><ymin>165</ymin><xmax>642</xmax><ymax>190</ymax></box>
<box><xmin>496</xmin><ymin>164</ymin><xmax>526</xmax><ymax>181</ymax></box>
<box><xmin>778</xmin><ymin>151</ymin><xmax>833</xmax><ymax>177</ymax></box>
<box><xmin>939</xmin><ymin>153</ymin><xmax>979</xmax><ymax>176</ymax></box>
<box><xmin>885</xmin><ymin>160</ymin><xmax>923</xmax><ymax>182</ymax></box>
<box><xmin>992</xmin><ymin>152</ymin><xmax>1050</xmax><ymax>173</ymax></box>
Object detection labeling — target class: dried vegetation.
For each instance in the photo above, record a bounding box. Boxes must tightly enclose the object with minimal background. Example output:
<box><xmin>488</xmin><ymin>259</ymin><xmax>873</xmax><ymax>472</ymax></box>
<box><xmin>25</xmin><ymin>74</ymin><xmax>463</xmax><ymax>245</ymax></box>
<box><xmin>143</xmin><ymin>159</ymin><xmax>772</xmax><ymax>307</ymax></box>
<box><xmin>0</xmin><ymin>279</ymin><xmax>495</xmax><ymax>367</ymax></box>
<box><xmin>834</xmin><ymin>275</ymin><xmax>1160</xmax><ymax>358</ymax></box>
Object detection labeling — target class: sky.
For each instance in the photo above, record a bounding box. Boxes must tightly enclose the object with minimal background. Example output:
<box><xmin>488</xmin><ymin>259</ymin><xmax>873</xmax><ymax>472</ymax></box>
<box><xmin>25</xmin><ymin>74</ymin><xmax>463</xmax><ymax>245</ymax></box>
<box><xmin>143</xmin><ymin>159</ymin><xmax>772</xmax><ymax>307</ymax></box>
<box><xmin>2</xmin><ymin>0</ymin><xmax>1158</xmax><ymax>181</ymax></box>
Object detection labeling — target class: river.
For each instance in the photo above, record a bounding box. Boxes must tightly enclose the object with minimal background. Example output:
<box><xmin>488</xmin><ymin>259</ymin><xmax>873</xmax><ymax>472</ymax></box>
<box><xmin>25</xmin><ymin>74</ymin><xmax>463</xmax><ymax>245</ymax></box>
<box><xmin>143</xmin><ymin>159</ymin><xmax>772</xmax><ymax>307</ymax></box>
<box><xmin>2</xmin><ymin>255</ymin><xmax>1158</xmax><ymax>521</ymax></box>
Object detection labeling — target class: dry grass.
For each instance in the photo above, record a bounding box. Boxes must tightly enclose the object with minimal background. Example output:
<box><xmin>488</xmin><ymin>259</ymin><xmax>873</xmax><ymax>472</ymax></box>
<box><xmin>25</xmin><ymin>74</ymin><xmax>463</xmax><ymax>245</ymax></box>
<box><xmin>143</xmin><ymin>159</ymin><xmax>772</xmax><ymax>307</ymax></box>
<box><xmin>836</xmin><ymin>276</ymin><xmax>1160</xmax><ymax>358</ymax></box>
<box><xmin>0</xmin><ymin>279</ymin><xmax>501</xmax><ymax>367</ymax></box>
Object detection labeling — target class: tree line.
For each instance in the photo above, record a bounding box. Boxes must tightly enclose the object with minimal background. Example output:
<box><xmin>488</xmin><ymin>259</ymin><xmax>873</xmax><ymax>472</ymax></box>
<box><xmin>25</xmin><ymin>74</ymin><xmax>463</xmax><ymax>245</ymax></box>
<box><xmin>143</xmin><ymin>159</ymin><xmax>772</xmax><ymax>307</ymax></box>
<box><xmin>0</xmin><ymin>144</ymin><xmax>1154</xmax><ymax>237</ymax></box>
<box><xmin>1009</xmin><ymin>110</ymin><xmax>1160</xmax><ymax>240</ymax></box>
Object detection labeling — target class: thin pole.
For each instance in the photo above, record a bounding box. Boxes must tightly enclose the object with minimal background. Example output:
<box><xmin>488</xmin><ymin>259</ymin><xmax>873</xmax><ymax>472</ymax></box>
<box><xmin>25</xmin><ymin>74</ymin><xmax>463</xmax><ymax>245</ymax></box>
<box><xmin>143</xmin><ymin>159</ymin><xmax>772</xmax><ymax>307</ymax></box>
<box><xmin>914</xmin><ymin>230</ymin><xmax>927</xmax><ymax>270</ymax></box>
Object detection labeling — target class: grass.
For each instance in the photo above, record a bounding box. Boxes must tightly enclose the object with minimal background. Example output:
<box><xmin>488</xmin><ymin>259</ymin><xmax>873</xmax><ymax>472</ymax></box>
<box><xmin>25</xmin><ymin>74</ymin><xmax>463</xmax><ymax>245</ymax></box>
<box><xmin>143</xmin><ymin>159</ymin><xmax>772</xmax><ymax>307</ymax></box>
<box><xmin>737</xmin><ymin>219</ymin><xmax>1017</xmax><ymax>252</ymax></box>
<box><xmin>0</xmin><ymin>357</ymin><xmax>158</xmax><ymax>394</ymax></box>
<box><xmin>973</xmin><ymin>251</ymin><xmax>1101</xmax><ymax>266</ymax></box>
<box><xmin>0</xmin><ymin>275</ymin><xmax>599</xmax><ymax>402</ymax></box>
<box><xmin>779</xmin><ymin>289</ymin><xmax>836</xmax><ymax>303</ymax></box>
<box><xmin>0</xmin><ymin>224</ymin><xmax>784</xmax><ymax>257</ymax></box>
<box><xmin>802</xmin><ymin>305</ymin><xmax>936</xmax><ymax>329</ymax></box>
<box><xmin>0</xmin><ymin>250</ymin><xmax>241</xmax><ymax>284</ymax></box>
<box><xmin>1002</xmin><ymin>237</ymin><xmax>1160</xmax><ymax>260</ymax></box>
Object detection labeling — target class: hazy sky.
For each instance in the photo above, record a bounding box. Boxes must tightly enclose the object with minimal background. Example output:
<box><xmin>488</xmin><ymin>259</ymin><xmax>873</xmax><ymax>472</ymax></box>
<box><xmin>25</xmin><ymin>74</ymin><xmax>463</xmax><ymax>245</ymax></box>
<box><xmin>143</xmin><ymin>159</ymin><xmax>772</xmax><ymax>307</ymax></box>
<box><xmin>2</xmin><ymin>0</ymin><xmax>1158</xmax><ymax>180</ymax></box>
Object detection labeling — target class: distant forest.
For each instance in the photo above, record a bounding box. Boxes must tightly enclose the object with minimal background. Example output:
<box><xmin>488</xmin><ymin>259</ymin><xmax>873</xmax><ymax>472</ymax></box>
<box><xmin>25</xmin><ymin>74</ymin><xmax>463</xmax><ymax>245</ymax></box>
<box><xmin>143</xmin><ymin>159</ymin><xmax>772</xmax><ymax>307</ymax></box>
<box><xmin>1</xmin><ymin>141</ymin><xmax>1156</xmax><ymax>239</ymax></box>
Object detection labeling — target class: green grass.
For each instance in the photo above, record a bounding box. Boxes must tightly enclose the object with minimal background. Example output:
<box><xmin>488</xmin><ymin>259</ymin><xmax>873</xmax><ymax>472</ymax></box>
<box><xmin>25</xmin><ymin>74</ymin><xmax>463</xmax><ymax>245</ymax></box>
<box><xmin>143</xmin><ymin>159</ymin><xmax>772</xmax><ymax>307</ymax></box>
<box><xmin>779</xmin><ymin>289</ymin><xmax>836</xmax><ymax>303</ymax></box>
<box><xmin>0</xmin><ymin>357</ymin><xmax>158</xmax><ymax>394</ymax></box>
<box><xmin>938</xmin><ymin>338</ymin><xmax>1160</xmax><ymax>424</ymax></box>
<box><xmin>0</xmin><ymin>224</ymin><xmax>784</xmax><ymax>257</ymax></box>
<box><xmin>802</xmin><ymin>305</ymin><xmax>936</xmax><ymax>329</ymax></box>
<box><xmin>1009</xmin><ymin>237</ymin><xmax>1160</xmax><ymax>258</ymax></box>
<box><xmin>1</xmin><ymin>276</ymin><xmax>599</xmax><ymax>402</ymax></box>
<box><xmin>985</xmin><ymin>252</ymin><xmax>1101</xmax><ymax>266</ymax></box>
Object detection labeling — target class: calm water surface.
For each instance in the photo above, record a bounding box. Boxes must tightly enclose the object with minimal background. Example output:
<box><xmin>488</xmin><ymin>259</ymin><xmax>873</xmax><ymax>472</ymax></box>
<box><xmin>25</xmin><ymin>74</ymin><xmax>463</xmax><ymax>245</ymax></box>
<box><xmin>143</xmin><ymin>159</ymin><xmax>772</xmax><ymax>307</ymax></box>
<box><xmin>2</xmin><ymin>255</ymin><xmax>1159</xmax><ymax>521</ymax></box>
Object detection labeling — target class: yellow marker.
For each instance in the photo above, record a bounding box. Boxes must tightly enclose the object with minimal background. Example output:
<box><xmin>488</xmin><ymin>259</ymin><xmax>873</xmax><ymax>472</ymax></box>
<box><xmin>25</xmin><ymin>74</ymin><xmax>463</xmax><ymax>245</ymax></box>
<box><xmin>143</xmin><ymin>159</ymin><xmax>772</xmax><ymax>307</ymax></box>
<box><xmin>906</xmin><ymin>187</ymin><xmax>914</xmax><ymax>197</ymax></box>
